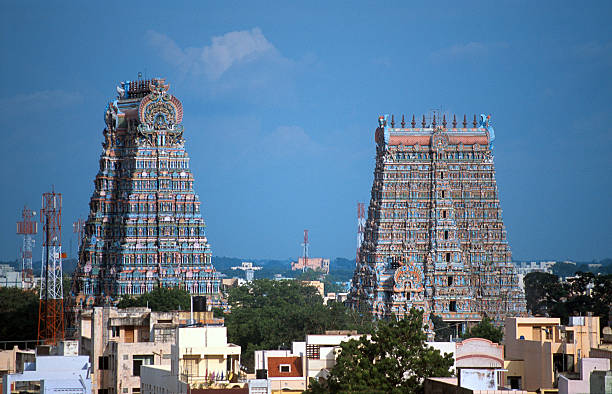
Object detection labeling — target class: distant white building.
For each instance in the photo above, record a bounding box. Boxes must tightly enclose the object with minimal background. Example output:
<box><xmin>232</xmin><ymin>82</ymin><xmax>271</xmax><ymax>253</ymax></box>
<box><xmin>514</xmin><ymin>261</ymin><xmax>555</xmax><ymax>276</ymax></box>
<box><xmin>0</xmin><ymin>264</ymin><xmax>23</xmax><ymax>288</ymax></box>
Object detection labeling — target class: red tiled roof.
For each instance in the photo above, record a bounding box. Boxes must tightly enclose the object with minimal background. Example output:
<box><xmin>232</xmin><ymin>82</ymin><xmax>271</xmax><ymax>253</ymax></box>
<box><xmin>267</xmin><ymin>356</ymin><xmax>303</xmax><ymax>378</ymax></box>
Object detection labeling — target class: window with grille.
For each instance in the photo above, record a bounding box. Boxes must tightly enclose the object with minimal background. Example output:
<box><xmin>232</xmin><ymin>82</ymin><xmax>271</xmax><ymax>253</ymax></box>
<box><xmin>183</xmin><ymin>355</ymin><xmax>199</xmax><ymax>377</ymax></box>
<box><xmin>306</xmin><ymin>345</ymin><xmax>320</xmax><ymax>359</ymax></box>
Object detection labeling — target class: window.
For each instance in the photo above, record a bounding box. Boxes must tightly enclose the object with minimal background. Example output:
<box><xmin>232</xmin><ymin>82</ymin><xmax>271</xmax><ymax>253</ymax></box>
<box><xmin>111</xmin><ymin>326</ymin><xmax>120</xmax><ymax>337</ymax></box>
<box><xmin>445</xmin><ymin>253</ymin><xmax>451</xmax><ymax>263</ymax></box>
<box><xmin>442</xmin><ymin>210</ymin><xmax>447</xmax><ymax>218</ymax></box>
<box><xmin>306</xmin><ymin>345</ymin><xmax>320</xmax><ymax>359</ymax></box>
<box><xmin>279</xmin><ymin>364</ymin><xmax>291</xmax><ymax>373</ymax></box>
<box><xmin>133</xmin><ymin>355</ymin><xmax>154</xmax><ymax>376</ymax></box>
<box><xmin>508</xmin><ymin>376</ymin><xmax>521</xmax><ymax>390</ymax></box>
<box><xmin>447</xmin><ymin>276</ymin><xmax>453</xmax><ymax>286</ymax></box>
<box><xmin>98</xmin><ymin>356</ymin><xmax>109</xmax><ymax>370</ymax></box>
<box><xmin>444</xmin><ymin>230</ymin><xmax>448</xmax><ymax>240</ymax></box>
<box><xmin>441</xmin><ymin>190</ymin><xmax>445</xmax><ymax>198</ymax></box>
<box><xmin>449</xmin><ymin>301</ymin><xmax>457</xmax><ymax>312</ymax></box>
<box><xmin>183</xmin><ymin>355</ymin><xmax>199</xmax><ymax>377</ymax></box>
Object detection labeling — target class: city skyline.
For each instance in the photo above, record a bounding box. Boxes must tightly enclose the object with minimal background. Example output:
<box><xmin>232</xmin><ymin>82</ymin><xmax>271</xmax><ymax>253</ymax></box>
<box><xmin>1</xmin><ymin>1</ymin><xmax>611</xmax><ymax>262</ymax></box>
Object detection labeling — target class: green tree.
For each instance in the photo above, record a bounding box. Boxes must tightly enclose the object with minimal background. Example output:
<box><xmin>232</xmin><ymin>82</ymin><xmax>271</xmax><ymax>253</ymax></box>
<box><xmin>225</xmin><ymin>279</ymin><xmax>372</xmax><ymax>371</ymax></box>
<box><xmin>524</xmin><ymin>271</ymin><xmax>563</xmax><ymax>315</ymax></box>
<box><xmin>306</xmin><ymin>309</ymin><xmax>453</xmax><ymax>394</ymax></box>
<box><xmin>461</xmin><ymin>316</ymin><xmax>503</xmax><ymax>343</ymax></box>
<box><xmin>0</xmin><ymin>287</ymin><xmax>39</xmax><ymax>341</ymax></box>
<box><xmin>116</xmin><ymin>287</ymin><xmax>190</xmax><ymax>311</ymax></box>
<box><xmin>523</xmin><ymin>271</ymin><xmax>611</xmax><ymax>331</ymax></box>
<box><xmin>430</xmin><ymin>314</ymin><xmax>454</xmax><ymax>342</ymax></box>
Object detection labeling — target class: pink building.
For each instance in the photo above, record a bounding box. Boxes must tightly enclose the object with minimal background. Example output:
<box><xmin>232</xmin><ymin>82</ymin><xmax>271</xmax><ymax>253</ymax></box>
<box><xmin>291</xmin><ymin>257</ymin><xmax>330</xmax><ymax>274</ymax></box>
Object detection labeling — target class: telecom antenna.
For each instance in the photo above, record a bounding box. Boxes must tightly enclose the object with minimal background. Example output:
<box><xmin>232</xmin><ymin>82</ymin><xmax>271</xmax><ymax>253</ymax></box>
<box><xmin>38</xmin><ymin>188</ymin><xmax>65</xmax><ymax>345</ymax></box>
<box><xmin>16</xmin><ymin>206</ymin><xmax>37</xmax><ymax>289</ymax></box>
<box><xmin>301</xmin><ymin>230</ymin><xmax>309</xmax><ymax>272</ymax></box>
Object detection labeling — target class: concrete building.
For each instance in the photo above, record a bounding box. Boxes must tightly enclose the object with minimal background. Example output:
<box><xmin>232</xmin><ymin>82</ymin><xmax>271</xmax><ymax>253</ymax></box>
<box><xmin>2</xmin><ymin>341</ymin><xmax>91</xmax><ymax>394</ymax></box>
<box><xmin>323</xmin><ymin>292</ymin><xmax>348</xmax><ymax>305</ymax></box>
<box><xmin>514</xmin><ymin>261</ymin><xmax>556</xmax><ymax>276</ymax></box>
<box><xmin>79</xmin><ymin>306</ymin><xmax>222</xmax><ymax>394</ymax></box>
<box><xmin>291</xmin><ymin>258</ymin><xmax>330</xmax><ymax>274</ymax></box>
<box><xmin>305</xmin><ymin>331</ymin><xmax>363</xmax><ymax>387</ymax></box>
<box><xmin>504</xmin><ymin>315</ymin><xmax>601</xmax><ymax>391</ymax></box>
<box><xmin>140</xmin><ymin>326</ymin><xmax>242</xmax><ymax>393</ymax></box>
<box><xmin>253</xmin><ymin>342</ymin><xmax>307</xmax><ymax>394</ymax></box>
<box><xmin>0</xmin><ymin>264</ymin><xmax>23</xmax><ymax>288</ymax></box>
<box><xmin>0</xmin><ymin>347</ymin><xmax>35</xmax><ymax>393</ymax></box>
<box><xmin>265</xmin><ymin>356</ymin><xmax>305</xmax><ymax>393</ymax></box>
<box><xmin>301</xmin><ymin>281</ymin><xmax>325</xmax><ymax>298</ymax></box>
<box><xmin>425</xmin><ymin>338</ymin><xmax>520</xmax><ymax>394</ymax></box>
<box><xmin>558</xmin><ymin>357</ymin><xmax>610</xmax><ymax>394</ymax></box>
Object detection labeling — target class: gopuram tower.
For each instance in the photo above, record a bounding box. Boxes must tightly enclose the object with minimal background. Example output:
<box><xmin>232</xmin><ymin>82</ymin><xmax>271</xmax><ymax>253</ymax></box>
<box><xmin>73</xmin><ymin>78</ymin><xmax>221</xmax><ymax>308</ymax></box>
<box><xmin>349</xmin><ymin>114</ymin><xmax>525</xmax><ymax>329</ymax></box>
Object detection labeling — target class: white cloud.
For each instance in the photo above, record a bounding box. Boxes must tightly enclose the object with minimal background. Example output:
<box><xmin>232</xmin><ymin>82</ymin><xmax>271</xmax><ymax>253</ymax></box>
<box><xmin>148</xmin><ymin>28</ymin><xmax>277</xmax><ymax>80</ymax></box>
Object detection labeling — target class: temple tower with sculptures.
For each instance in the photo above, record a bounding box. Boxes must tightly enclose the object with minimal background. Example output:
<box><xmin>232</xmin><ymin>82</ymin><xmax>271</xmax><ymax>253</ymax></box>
<box><xmin>348</xmin><ymin>113</ymin><xmax>526</xmax><ymax>330</ymax></box>
<box><xmin>72</xmin><ymin>78</ymin><xmax>221</xmax><ymax>308</ymax></box>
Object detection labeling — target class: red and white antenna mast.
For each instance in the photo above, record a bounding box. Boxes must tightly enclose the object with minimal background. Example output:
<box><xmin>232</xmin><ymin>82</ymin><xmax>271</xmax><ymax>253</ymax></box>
<box><xmin>38</xmin><ymin>188</ymin><xmax>65</xmax><ymax>345</ymax></box>
<box><xmin>16</xmin><ymin>206</ymin><xmax>38</xmax><ymax>289</ymax></box>
<box><xmin>301</xmin><ymin>230</ymin><xmax>309</xmax><ymax>272</ymax></box>
<box><xmin>356</xmin><ymin>202</ymin><xmax>365</xmax><ymax>265</ymax></box>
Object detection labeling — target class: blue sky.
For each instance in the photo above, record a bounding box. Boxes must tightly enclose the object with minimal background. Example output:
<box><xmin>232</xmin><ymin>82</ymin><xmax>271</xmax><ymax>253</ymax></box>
<box><xmin>1</xmin><ymin>1</ymin><xmax>611</xmax><ymax>262</ymax></box>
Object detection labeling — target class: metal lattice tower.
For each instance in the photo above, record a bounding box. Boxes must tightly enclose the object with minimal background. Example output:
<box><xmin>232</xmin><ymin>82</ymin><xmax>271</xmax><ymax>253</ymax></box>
<box><xmin>38</xmin><ymin>189</ymin><xmax>65</xmax><ymax>345</ymax></box>
<box><xmin>16</xmin><ymin>206</ymin><xmax>38</xmax><ymax>289</ymax></box>
<box><xmin>301</xmin><ymin>230</ymin><xmax>309</xmax><ymax>272</ymax></box>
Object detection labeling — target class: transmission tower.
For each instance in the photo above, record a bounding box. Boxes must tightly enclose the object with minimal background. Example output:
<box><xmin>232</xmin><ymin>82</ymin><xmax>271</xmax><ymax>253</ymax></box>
<box><xmin>38</xmin><ymin>189</ymin><xmax>65</xmax><ymax>345</ymax></box>
<box><xmin>301</xmin><ymin>230</ymin><xmax>309</xmax><ymax>272</ymax></box>
<box><xmin>16</xmin><ymin>206</ymin><xmax>38</xmax><ymax>289</ymax></box>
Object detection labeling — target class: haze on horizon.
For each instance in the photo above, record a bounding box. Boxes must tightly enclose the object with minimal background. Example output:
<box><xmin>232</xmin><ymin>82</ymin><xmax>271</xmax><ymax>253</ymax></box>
<box><xmin>1</xmin><ymin>1</ymin><xmax>611</xmax><ymax>263</ymax></box>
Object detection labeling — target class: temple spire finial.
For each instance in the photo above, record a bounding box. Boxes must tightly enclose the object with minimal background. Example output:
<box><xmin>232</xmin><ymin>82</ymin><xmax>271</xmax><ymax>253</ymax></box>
<box><xmin>401</xmin><ymin>114</ymin><xmax>405</xmax><ymax>128</ymax></box>
<box><xmin>411</xmin><ymin>115</ymin><xmax>416</xmax><ymax>128</ymax></box>
<box><xmin>473</xmin><ymin>114</ymin><xmax>477</xmax><ymax>127</ymax></box>
<box><xmin>391</xmin><ymin>114</ymin><xmax>395</xmax><ymax>128</ymax></box>
<box><xmin>432</xmin><ymin>114</ymin><xmax>437</xmax><ymax>127</ymax></box>
<box><xmin>422</xmin><ymin>115</ymin><xmax>426</xmax><ymax>128</ymax></box>
<box><xmin>442</xmin><ymin>114</ymin><xmax>447</xmax><ymax>128</ymax></box>
<box><xmin>452</xmin><ymin>114</ymin><xmax>457</xmax><ymax>128</ymax></box>
<box><xmin>463</xmin><ymin>114</ymin><xmax>467</xmax><ymax>128</ymax></box>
